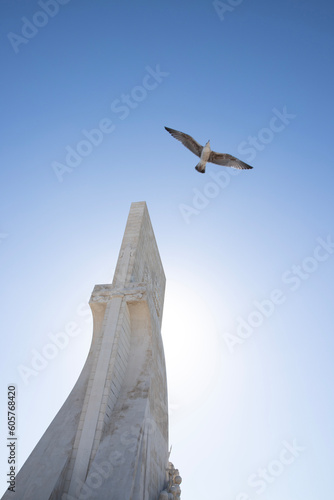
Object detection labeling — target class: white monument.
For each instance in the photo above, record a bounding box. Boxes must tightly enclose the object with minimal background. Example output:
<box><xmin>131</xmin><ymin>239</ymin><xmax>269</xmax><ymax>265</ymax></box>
<box><xmin>2</xmin><ymin>202</ymin><xmax>181</xmax><ymax>500</ymax></box>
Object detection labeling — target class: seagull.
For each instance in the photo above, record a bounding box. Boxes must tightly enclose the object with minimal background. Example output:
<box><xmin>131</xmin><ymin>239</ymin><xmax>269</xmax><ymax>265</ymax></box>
<box><xmin>165</xmin><ymin>126</ymin><xmax>253</xmax><ymax>173</ymax></box>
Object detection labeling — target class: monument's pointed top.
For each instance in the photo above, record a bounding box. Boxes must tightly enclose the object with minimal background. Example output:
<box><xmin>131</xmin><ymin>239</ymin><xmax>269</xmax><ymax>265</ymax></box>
<box><xmin>112</xmin><ymin>201</ymin><xmax>165</xmax><ymax>295</ymax></box>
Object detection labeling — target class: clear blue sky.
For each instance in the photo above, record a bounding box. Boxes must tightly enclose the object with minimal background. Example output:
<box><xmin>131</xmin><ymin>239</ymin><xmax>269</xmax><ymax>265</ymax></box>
<box><xmin>1</xmin><ymin>0</ymin><xmax>334</xmax><ymax>498</ymax></box>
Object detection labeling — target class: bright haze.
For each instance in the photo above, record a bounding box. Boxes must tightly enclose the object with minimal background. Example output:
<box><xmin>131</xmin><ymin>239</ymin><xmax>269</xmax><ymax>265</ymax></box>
<box><xmin>1</xmin><ymin>1</ymin><xmax>334</xmax><ymax>499</ymax></box>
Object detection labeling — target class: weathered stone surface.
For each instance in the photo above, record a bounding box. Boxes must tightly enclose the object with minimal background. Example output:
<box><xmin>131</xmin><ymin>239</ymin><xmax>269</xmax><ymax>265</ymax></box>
<box><xmin>2</xmin><ymin>202</ymin><xmax>169</xmax><ymax>500</ymax></box>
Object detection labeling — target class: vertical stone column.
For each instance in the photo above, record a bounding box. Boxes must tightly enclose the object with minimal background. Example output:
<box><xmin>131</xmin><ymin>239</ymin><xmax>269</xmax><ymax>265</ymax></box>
<box><xmin>2</xmin><ymin>202</ymin><xmax>169</xmax><ymax>500</ymax></box>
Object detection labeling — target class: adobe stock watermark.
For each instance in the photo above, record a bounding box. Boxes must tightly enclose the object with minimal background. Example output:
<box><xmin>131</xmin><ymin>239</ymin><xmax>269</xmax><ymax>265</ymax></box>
<box><xmin>52</xmin><ymin>64</ymin><xmax>169</xmax><ymax>182</ymax></box>
<box><xmin>223</xmin><ymin>235</ymin><xmax>334</xmax><ymax>354</ymax></box>
<box><xmin>179</xmin><ymin>168</ymin><xmax>241</xmax><ymax>224</ymax></box>
<box><xmin>17</xmin><ymin>301</ymin><xmax>92</xmax><ymax>385</ymax></box>
<box><xmin>213</xmin><ymin>0</ymin><xmax>244</xmax><ymax>21</ymax></box>
<box><xmin>0</xmin><ymin>233</ymin><xmax>8</xmax><ymax>243</ymax></box>
<box><xmin>7</xmin><ymin>0</ymin><xmax>71</xmax><ymax>54</ymax></box>
<box><xmin>179</xmin><ymin>106</ymin><xmax>296</xmax><ymax>224</ymax></box>
<box><xmin>233</xmin><ymin>439</ymin><xmax>306</xmax><ymax>499</ymax></box>
<box><xmin>237</xmin><ymin>106</ymin><xmax>296</xmax><ymax>162</ymax></box>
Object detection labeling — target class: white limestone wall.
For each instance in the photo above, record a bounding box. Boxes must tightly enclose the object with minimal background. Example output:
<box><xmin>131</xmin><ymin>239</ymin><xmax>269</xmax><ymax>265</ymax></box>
<box><xmin>64</xmin><ymin>297</ymin><xmax>132</xmax><ymax>497</ymax></box>
<box><xmin>77</xmin><ymin>300</ymin><xmax>168</xmax><ymax>500</ymax></box>
<box><xmin>1</xmin><ymin>355</ymin><xmax>93</xmax><ymax>500</ymax></box>
<box><xmin>1</xmin><ymin>202</ymin><xmax>168</xmax><ymax>500</ymax></box>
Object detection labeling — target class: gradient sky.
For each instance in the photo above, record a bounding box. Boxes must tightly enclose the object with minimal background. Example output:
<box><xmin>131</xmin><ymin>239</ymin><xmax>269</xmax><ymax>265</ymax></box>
<box><xmin>1</xmin><ymin>1</ymin><xmax>334</xmax><ymax>498</ymax></box>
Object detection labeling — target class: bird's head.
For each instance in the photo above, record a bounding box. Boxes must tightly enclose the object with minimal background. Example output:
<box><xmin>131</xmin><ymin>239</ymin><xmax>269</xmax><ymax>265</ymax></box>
<box><xmin>206</xmin><ymin>140</ymin><xmax>210</xmax><ymax>146</ymax></box>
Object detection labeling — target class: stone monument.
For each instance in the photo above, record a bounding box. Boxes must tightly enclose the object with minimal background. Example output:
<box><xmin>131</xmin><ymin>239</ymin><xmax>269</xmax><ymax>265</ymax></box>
<box><xmin>2</xmin><ymin>202</ymin><xmax>181</xmax><ymax>500</ymax></box>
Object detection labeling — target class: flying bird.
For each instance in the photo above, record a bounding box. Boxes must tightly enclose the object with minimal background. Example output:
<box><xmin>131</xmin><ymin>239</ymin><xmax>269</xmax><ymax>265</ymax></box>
<box><xmin>165</xmin><ymin>126</ymin><xmax>253</xmax><ymax>173</ymax></box>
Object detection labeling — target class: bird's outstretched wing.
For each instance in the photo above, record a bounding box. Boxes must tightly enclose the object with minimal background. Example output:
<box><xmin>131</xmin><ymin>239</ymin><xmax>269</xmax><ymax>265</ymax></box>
<box><xmin>165</xmin><ymin>127</ymin><xmax>203</xmax><ymax>158</ymax></box>
<box><xmin>209</xmin><ymin>151</ymin><xmax>253</xmax><ymax>170</ymax></box>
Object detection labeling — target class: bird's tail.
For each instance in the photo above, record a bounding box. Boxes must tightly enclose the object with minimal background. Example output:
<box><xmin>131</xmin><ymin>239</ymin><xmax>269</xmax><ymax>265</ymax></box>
<box><xmin>195</xmin><ymin>161</ymin><xmax>206</xmax><ymax>174</ymax></box>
